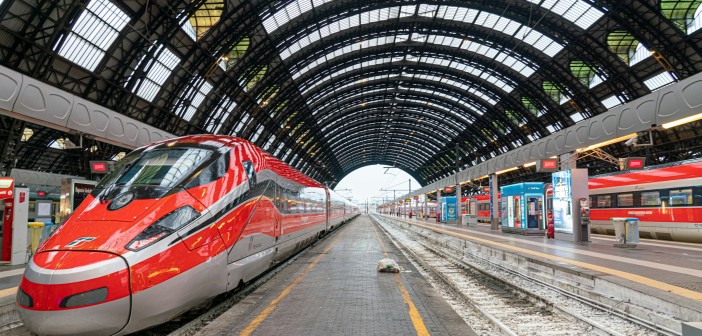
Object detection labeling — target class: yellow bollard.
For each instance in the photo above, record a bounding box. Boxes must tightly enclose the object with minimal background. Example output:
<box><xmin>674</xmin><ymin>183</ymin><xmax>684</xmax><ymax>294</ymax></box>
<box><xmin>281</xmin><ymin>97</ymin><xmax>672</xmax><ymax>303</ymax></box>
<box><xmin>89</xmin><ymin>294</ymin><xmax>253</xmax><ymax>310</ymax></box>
<box><xmin>28</xmin><ymin>222</ymin><xmax>45</xmax><ymax>254</ymax></box>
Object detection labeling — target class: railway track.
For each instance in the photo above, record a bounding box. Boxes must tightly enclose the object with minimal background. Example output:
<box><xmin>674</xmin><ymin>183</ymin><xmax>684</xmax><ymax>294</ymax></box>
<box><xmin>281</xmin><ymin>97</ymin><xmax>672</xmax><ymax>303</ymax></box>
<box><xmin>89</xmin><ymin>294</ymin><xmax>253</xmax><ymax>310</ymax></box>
<box><xmin>371</xmin><ymin>215</ymin><xmax>670</xmax><ymax>336</ymax></box>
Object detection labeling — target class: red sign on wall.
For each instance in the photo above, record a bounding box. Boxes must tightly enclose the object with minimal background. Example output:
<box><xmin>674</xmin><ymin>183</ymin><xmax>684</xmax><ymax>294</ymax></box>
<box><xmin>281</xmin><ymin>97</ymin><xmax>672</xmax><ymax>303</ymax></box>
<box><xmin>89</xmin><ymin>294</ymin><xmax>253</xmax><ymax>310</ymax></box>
<box><xmin>536</xmin><ymin>159</ymin><xmax>559</xmax><ymax>172</ymax></box>
<box><xmin>443</xmin><ymin>187</ymin><xmax>453</xmax><ymax>193</ymax></box>
<box><xmin>90</xmin><ymin>161</ymin><xmax>108</xmax><ymax>173</ymax></box>
<box><xmin>0</xmin><ymin>178</ymin><xmax>14</xmax><ymax>200</ymax></box>
<box><xmin>627</xmin><ymin>158</ymin><xmax>644</xmax><ymax>169</ymax></box>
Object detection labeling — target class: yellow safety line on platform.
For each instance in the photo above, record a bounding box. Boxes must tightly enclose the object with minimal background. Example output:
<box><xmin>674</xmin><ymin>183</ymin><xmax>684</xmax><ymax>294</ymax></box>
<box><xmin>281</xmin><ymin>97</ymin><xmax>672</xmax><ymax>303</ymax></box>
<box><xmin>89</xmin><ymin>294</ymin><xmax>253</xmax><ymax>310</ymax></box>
<box><xmin>0</xmin><ymin>287</ymin><xmax>16</xmax><ymax>298</ymax></box>
<box><xmin>370</xmin><ymin>219</ymin><xmax>430</xmax><ymax>336</ymax></box>
<box><xmin>403</xmin><ymin>219</ymin><xmax>702</xmax><ymax>303</ymax></box>
<box><xmin>240</xmin><ymin>232</ymin><xmax>342</xmax><ymax>336</ymax></box>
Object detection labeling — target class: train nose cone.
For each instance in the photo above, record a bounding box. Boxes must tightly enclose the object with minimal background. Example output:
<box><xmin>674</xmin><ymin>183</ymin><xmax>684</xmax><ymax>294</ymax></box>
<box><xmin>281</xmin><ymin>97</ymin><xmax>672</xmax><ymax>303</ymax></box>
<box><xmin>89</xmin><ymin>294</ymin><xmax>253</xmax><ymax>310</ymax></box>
<box><xmin>17</xmin><ymin>251</ymin><xmax>131</xmax><ymax>336</ymax></box>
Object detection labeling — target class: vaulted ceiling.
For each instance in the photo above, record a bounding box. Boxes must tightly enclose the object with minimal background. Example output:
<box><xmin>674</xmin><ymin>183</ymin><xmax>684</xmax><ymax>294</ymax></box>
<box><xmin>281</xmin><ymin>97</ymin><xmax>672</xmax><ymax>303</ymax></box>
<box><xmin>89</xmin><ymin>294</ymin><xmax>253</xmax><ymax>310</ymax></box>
<box><xmin>0</xmin><ymin>0</ymin><xmax>701</xmax><ymax>187</ymax></box>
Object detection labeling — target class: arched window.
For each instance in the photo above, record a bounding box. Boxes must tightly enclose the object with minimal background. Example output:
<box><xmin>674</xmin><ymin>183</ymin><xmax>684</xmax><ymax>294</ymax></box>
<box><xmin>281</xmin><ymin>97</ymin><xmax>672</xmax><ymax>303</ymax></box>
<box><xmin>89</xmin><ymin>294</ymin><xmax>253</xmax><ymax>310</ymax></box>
<box><xmin>660</xmin><ymin>0</ymin><xmax>702</xmax><ymax>34</ymax></box>
<box><xmin>607</xmin><ymin>30</ymin><xmax>651</xmax><ymax>66</ymax></box>
<box><xmin>542</xmin><ymin>81</ymin><xmax>569</xmax><ymax>104</ymax></box>
<box><xmin>570</xmin><ymin>60</ymin><xmax>607</xmax><ymax>88</ymax></box>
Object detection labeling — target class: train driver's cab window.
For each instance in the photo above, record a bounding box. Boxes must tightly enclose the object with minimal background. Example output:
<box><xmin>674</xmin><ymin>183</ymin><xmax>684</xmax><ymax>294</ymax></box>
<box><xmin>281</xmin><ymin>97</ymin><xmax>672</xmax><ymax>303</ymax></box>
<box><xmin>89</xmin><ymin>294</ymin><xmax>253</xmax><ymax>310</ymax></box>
<box><xmin>597</xmin><ymin>195</ymin><xmax>611</xmax><ymax>208</ymax></box>
<box><xmin>242</xmin><ymin>161</ymin><xmax>256</xmax><ymax>188</ymax></box>
<box><xmin>186</xmin><ymin>152</ymin><xmax>229</xmax><ymax>189</ymax></box>
<box><xmin>641</xmin><ymin>191</ymin><xmax>661</xmax><ymax>206</ymax></box>
<box><xmin>617</xmin><ymin>193</ymin><xmax>633</xmax><ymax>207</ymax></box>
<box><xmin>670</xmin><ymin>189</ymin><xmax>693</xmax><ymax>206</ymax></box>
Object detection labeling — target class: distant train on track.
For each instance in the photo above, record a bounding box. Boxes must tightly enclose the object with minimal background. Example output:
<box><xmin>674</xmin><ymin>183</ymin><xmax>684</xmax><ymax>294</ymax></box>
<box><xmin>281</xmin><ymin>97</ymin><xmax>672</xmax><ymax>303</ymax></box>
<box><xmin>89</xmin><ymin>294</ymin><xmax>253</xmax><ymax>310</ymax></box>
<box><xmin>16</xmin><ymin>135</ymin><xmax>359</xmax><ymax>336</ymax></box>
<box><xmin>389</xmin><ymin>160</ymin><xmax>702</xmax><ymax>243</ymax></box>
<box><xmin>466</xmin><ymin>160</ymin><xmax>702</xmax><ymax>243</ymax></box>
<box><xmin>587</xmin><ymin>160</ymin><xmax>702</xmax><ymax>243</ymax></box>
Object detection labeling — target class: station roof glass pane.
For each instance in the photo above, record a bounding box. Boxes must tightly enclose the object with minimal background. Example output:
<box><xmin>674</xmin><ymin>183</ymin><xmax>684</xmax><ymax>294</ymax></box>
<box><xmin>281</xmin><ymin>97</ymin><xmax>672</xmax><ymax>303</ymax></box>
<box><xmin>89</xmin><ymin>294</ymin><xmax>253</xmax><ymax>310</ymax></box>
<box><xmin>526</xmin><ymin>0</ymin><xmax>604</xmax><ymax>29</ymax></box>
<box><xmin>278</xmin><ymin>6</ymin><xmax>560</xmax><ymax>61</ymax></box>
<box><xmin>133</xmin><ymin>45</ymin><xmax>181</xmax><ymax>101</ymax></box>
<box><xmin>643</xmin><ymin>72</ymin><xmax>676</xmax><ymax>91</ymax></box>
<box><xmin>57</xmin><ymin>0</ymin><xmax>130</xmax><ymax>71</ymax></box>
<box><xmin>179</xmin><ymin>77</ymin><xmax>213</xmax><ymax>121</ymax></box>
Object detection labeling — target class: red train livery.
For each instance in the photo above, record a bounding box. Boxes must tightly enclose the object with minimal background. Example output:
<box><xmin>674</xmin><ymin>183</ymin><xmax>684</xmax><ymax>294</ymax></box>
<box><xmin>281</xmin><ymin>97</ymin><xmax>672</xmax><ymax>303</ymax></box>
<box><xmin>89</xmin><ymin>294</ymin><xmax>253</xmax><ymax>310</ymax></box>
<box><xmin>16</xmin><ymin>135</ymin><xmax>358</xmax><ymax>335</ymax></box>
<box><xmin>588</xmin><ymin>160</ymin><xmax>702</xmax><ymax>243</ymax></box>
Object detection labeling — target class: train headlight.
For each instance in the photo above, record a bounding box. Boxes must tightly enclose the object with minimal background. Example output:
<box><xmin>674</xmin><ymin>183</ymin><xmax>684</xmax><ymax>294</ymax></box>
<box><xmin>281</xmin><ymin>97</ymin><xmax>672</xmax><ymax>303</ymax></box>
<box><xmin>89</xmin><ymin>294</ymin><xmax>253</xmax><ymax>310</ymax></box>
<box><xmin>108</xmin><ymin>191</ymin><xmax>135</xmax><ymax>210</ymax></box>
<box><xmin>126</xmin><ymin>206</ymin><xmax>200</xmax><ymax>251</ymax></box>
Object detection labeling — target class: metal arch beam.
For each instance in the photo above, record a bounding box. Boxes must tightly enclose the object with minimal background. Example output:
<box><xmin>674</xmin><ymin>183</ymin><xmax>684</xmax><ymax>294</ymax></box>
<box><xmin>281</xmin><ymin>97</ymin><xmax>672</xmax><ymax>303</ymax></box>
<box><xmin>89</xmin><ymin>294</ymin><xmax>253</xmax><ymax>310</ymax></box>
<box><xmin>323</xmin><ymin>132</ymin><xmax>436</xmax><ymax>167</ymax></box>
<box><xmin>322</xmin><ymin>134</ymin><xmax>440</xmax><ymax>172</ymax></box>
<box><xmin>327</xmin><ymin>127</ymin><xmax>440</xmax><ymax>160</ymax></box>
<box><xmin>318</xmin><ymin>103</ymin><xmax>463</xmax><ymax>142</ymax></box>
<box><xmin>294</xmin><ymin>41</ymin><xmax>532</xmax><ymax>101</ymax></box>
<box><xmin>310</xmin><ymin>86</ymin><xmax>522</xmax><ymax>153</ymax></box>
<box><xmin>335</xmin><ymin>146</ymin><xmax>428</xmax><ymax>173</ymax></box>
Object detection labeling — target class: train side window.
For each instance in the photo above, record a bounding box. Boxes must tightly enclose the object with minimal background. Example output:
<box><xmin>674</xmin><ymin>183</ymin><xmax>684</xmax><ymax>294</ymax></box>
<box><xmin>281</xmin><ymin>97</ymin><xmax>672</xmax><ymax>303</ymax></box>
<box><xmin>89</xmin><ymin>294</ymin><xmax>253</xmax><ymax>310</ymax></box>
<box><xmin>670</xmin><ymin>189</ymin><xmax>693</xmax><ymax>206</ymax></box>
<box><xmin>694</xmin><ymin>187</ymin><xmax>702</xmax><ymax>206</ymax></box>
<box><xmin>588</xmin><ymin>196</ymin><xmax>594</xmax><ymax>208</ymax></box>
<box><xmin>617</xmin><ymin>193</ymin><xmax>633</xmax><ymax>207</ymax></box>
<box><xmin>641</xmin><ymin>191</ymin><xmax>661</xmax><ymax>206</ymax></box>
<box><xmin>597</xmin><ymin>195</ymin><xmax>611</xmax><ymax>208</ymax></box>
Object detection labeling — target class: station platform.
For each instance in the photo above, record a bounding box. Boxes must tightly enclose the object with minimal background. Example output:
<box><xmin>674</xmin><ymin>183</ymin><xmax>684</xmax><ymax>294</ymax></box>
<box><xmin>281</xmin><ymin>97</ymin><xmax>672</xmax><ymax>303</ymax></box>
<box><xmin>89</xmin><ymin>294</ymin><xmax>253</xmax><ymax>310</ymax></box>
<box><xmin>381</xmin><ymin>214</ymin><xmax>702</xmax><ymax>331</ymax></box>
<box><xmin>199</xmin><ymin>214</ymin><xmax>473</xmax><ymax>336</ymax></box>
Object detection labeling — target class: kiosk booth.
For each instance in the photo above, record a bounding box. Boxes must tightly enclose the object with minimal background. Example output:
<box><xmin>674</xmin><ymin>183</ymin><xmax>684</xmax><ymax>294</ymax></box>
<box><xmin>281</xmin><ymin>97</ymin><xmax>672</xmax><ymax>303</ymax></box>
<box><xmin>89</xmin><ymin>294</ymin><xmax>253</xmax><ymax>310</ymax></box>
<box><xmin>500</xmin><ymin>182</ymin><xmax>545</xmax><ymax>235</ymax></box>
<box><xmin>440</xmin><ymin>196</ymin><xmax>457</xmax><ymax>222</ymax></box>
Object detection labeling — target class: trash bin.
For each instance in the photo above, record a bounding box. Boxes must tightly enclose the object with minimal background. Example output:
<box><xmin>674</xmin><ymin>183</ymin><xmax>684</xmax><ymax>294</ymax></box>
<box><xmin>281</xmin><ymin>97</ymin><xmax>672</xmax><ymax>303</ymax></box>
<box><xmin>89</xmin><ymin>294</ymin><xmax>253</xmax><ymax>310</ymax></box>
<box><xmin>610</xmin><ymin>217</ymin><xmax>639</xmax><ymax>247</ymax></box>
<box><xmin>28</xmin><ymin>222</ymin><xmax>45</xmax><ymax>254</ymax></box>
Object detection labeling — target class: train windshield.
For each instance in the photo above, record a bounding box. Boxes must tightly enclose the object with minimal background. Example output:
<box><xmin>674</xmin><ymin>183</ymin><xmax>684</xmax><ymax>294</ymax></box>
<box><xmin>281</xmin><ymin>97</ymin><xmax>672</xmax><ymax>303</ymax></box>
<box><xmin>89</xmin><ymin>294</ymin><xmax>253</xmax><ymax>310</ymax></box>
<box><xmin>114</xmin><ymin>148</ymin><xmax>212</xmax><ymax>188</ymax></box>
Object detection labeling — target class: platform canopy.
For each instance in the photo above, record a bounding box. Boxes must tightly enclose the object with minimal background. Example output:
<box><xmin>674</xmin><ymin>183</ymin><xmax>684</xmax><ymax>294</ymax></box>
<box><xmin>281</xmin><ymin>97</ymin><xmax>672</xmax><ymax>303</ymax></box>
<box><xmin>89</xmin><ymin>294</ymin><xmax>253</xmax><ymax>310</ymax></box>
<box><xmin>0</xmin><ymin>0</ymin><xmax>701</xmax><ymax>186</ymax></box>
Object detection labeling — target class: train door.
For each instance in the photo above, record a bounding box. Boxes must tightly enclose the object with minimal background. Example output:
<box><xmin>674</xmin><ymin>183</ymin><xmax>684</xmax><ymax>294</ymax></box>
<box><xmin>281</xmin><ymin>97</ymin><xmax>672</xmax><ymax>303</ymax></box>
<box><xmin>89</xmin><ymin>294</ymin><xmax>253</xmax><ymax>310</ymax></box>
<box><xmin>469</xmin><ymin>198</ymin><xmax>478</xmax><ymax>225</ymax></box>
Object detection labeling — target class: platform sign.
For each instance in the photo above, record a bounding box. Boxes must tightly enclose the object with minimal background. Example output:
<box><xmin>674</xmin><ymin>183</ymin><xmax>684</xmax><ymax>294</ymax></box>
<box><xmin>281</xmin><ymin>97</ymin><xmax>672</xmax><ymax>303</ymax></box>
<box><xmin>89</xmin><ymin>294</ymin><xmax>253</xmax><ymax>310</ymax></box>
<box><xmin>443</xmin><ymin>186</ymin><xmax>453</xmax><ymax>193</ymax></box>
<box><xmin>618</xmin><ymin>157</ymin><xmax>646</xmax><ymax>171</ymax></box>
<box><xmin>90</xmin><ymin>161</ymin><xmax>109</xmax><ymax>174</ymax></box>
<box><xmin>0</xmin><ymin>178</ymin><xmax>13</xmax><ymax>200</ymax></box>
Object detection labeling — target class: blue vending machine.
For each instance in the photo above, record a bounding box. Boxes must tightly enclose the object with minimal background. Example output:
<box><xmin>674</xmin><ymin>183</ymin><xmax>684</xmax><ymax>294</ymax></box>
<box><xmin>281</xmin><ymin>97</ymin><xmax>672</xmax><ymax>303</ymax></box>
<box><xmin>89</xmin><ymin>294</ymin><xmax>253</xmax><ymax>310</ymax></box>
<box><xmin>440</xmin><ymin>196</ymin><xmax>457</xmax><ymax>222</ymax></box>
<box><xmin>500</xmin><ymin>182</ymin><xmax>545</xmax><ymax>235</ymax></box>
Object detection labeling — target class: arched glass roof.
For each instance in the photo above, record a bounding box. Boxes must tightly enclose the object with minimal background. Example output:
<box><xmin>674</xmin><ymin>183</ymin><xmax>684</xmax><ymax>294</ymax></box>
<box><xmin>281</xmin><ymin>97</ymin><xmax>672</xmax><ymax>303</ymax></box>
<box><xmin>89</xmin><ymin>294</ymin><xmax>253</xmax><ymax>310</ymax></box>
<box><xmin>1</xmin><ymin>0</ymin><xmax>700</xmax><ymax>186</ymax></box>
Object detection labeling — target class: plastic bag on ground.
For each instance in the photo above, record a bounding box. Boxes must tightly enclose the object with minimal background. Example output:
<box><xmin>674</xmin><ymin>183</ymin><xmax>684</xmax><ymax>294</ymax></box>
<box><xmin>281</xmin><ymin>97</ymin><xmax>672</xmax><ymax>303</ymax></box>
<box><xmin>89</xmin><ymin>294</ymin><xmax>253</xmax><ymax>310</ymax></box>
<box><xmin>377</xmin><ymin>258</ymin><xmax>401</xmax><ymax>273</ymax></box>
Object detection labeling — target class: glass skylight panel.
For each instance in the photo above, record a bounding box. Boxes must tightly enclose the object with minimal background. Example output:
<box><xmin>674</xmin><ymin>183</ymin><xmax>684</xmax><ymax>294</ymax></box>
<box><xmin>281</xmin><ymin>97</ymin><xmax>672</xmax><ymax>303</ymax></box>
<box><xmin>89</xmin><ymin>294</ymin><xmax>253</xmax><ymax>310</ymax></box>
<box><xmin>264</xmin><ymin>134</ymin><xmax>276</xmax><ymax>150</ymax></box>
<box><xmin>515</xmin><ymin>26</ymin><xmax>563</xmax><ymax>57</ymax></box>
<box><xmin>133</xmin><ymin>45</ymin><xmax>181</xmax><ymax>101</ymax></box>
<box><xmin>589</xmin><ymin>71</ymin><xmax>607</xmax><ymax>88</ymax></box>
<box><xmin>644</xmin><ymin>72</ymin><xmax>676</xmax><ymax>91</ymax></box>
<box><xmin>601</xmin><ymin>95</ymin><xmax>622</xmax><ymax>109</ymax></box>
<box><xmin>250</xmin><ymin>125</ymin><xmax>264</xmax><ymax>143</ymax></box>
<box><xmin>178</xmin><ymin>77</ymin><xmax>213</xmax><ymax>121</ymax></box>
<box><xmin>181</xmin><ymin>18</ymin><xmax>197</xmax><ymax>41</ymax></box>
<box><xmin>528</xmin><ymin>0</ymin><xmax>604</xmax><ymax>30</ymax></box>
<box><xmin>629</xmin><ymin>43</ymin><xmax>651</xmax><ymax>66</ymax></box>
<box><xmin>570</xmin><ymin>112</ymin><xmax>585</xmax><ymax>123</ymax></box>
<box><xmin>688</xmin><ymin>6</ymin><xmax>702</xmax><ymax>34</ymax></box>
<box><xmin>57</xmin><ymin>0</ymin><xmax>130</xmax><ymax>71</ymax></box>
<box><xmin>546</xmin><ymin>125</ymin><xmax>557</xmax><ymax>133</ymax></box>
<box><xmin>233</xmin><ymin>112</ymin><xmax>251</xmax><ymax>134</ymax></box>
<box><xmin>208</xmin><ymin>98</ymin><xmax>237</xmax><ymax>133</ymax></box>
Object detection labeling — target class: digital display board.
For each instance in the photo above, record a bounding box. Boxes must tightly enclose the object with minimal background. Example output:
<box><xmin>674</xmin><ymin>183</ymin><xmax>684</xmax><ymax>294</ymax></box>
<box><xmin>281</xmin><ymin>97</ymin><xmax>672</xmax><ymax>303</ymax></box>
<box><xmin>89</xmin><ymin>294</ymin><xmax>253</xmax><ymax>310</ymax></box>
<box><xmin>90</xmin><ymin>161</ymin><xmax>108</xmax><ymax>173</ymax></box>
<box><xmin>536</xmin><ymin>159</ymin><xmax>559</xmax><ymax>172</ymax></box>
<box><xmin>552</xmin><ymin>170</ymin><xmax>573</xmax><ymax>234</ymax></box>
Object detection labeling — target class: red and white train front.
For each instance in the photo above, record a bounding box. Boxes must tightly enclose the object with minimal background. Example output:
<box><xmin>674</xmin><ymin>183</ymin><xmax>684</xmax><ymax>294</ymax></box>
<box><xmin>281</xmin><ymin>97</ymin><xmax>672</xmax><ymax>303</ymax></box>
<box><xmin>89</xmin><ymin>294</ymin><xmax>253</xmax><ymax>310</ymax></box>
<box><xmin>17</xmin><ymin>137</ymin><xmax>238</xmax><ymax>335</ymax></box>
<box><xmin>16</xmin><ymin>135</ymin><xmax>343</xmax><ymax>335</ymax></box>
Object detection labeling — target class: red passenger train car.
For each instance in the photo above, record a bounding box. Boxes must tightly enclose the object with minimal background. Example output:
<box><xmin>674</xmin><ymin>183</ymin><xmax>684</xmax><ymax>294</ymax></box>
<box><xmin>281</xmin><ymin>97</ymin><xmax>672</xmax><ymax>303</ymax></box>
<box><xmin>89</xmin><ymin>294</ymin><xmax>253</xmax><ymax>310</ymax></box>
<box><xmin>16</xmin><ymin>135</ymin><xmax>359</xmax><ymax>335</ymax></box>
<box><xmin>588</xmin><ymin>160</ymin><xmax>702</xmax><ymax>243</ymax></box>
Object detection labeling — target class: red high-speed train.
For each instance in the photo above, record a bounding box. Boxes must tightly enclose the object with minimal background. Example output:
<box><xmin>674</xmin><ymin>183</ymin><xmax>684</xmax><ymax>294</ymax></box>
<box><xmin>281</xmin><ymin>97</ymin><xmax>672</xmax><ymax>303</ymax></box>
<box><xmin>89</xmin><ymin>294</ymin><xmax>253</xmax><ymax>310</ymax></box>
<box><xmin>588</xmin><ymin>159</ymin><xmax>702</xmax><ymax>243</ymax></box>
<box><xmin>16</xmin><ymin>135</ymin><xmax>359</xmax><ymax>335</ymax></box>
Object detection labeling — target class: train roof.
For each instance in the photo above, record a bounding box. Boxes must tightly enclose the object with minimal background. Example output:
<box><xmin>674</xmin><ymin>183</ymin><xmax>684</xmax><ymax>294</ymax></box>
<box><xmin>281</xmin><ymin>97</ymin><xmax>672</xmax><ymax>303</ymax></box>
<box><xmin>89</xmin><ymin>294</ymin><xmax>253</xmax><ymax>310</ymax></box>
<box><xmin>589</xmin><ymin>159</ymin><xmax>702</xmax><ymax>189</ymax></box>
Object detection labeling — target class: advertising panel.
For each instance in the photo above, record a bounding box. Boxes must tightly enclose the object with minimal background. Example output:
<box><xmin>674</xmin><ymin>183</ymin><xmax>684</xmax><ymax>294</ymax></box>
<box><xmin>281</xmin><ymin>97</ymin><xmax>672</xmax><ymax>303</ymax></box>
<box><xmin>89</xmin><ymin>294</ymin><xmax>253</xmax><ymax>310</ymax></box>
<box><xmin>552</xmin><ymin>170</ymin><xmax>573</xmax><ymax>234</ymax></box>
<box><xmin>0</xmin><ymin>178</ymin><xmax>14</xmax><ymax>200</ymax></box>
